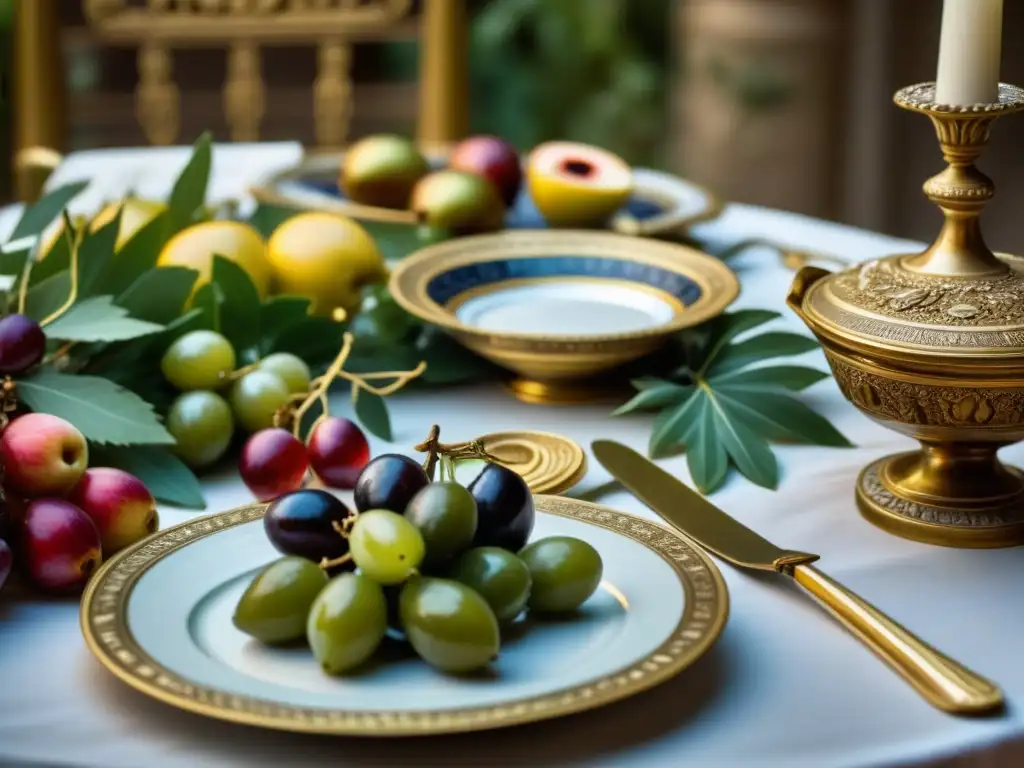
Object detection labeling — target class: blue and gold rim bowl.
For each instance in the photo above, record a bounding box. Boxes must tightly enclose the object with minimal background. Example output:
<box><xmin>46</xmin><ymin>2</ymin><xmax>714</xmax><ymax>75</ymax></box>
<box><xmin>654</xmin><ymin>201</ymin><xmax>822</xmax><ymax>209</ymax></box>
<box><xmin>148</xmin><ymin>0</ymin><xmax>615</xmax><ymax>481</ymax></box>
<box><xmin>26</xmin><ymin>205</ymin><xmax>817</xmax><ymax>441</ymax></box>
<box><xmin>389</xmin><ymin>230</ymin><xmax>740</xmax><ymax>402</ymax></box>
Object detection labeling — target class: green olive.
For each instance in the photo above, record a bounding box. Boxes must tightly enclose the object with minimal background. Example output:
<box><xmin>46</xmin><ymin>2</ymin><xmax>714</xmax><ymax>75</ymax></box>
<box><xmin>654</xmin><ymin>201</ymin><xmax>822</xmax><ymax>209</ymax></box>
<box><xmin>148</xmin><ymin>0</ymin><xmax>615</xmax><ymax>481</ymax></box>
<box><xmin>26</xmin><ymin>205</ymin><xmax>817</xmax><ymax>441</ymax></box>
<box><xmin>233</xmin><ymin>556</ymin><xmax>328</xmax><ymax>644</ymax></box>
<box><xmin>519</xmin><ymin>536</ymin><xmax>603</xmax><ymax>614</ymax></box>
<box><xmin>399</xmin><ymin>577</ymin><xmax>500</xmax><ymax>674</ymax></box>
<box><xmin>449</xmin><ymin>547</ymin><xmax>531</xmax><ymax>623</ymax></box>
<box><xmin>307</xmin><ymin>572</ymin><xmax>387</xmax><ymax>675</ymax></box>
<box><xmin>404</xmin><ymin>482</ymin><xmax>478</xmax><ymax>571</ymax></box>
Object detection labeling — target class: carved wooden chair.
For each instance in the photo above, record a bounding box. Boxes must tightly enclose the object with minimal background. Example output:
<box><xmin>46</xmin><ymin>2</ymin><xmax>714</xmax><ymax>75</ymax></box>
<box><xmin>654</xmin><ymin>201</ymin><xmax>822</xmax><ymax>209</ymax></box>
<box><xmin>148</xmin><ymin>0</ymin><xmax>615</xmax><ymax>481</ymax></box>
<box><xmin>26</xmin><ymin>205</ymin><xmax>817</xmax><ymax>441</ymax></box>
<box><xmin>11</xmin><ymin>0</ymin><xmax>468</xmax><ymax>202</ymax></box>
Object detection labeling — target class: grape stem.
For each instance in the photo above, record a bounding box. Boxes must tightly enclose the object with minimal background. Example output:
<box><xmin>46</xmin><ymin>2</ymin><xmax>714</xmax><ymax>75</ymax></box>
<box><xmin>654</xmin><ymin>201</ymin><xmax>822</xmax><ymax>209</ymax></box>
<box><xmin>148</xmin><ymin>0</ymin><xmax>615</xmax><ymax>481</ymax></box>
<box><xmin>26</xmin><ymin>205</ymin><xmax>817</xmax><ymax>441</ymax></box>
<box><xmin>40</xmin><ymin>218</ymin><xmax>84</xmax><ymax>328</ymax></box>
<box><xmin>319</xmin><ymin>553</ymin><xmax>352</xmax><ymax>571</ymax></box>
<box><xmin>277</xmin><ymin>332</ymin><xmax>426</xmax><ymax>441</ymax></box>
<box><xmin>415</xmin><ymin>424</ymin><xmax>502</xmax><ymax>482</ymax></box>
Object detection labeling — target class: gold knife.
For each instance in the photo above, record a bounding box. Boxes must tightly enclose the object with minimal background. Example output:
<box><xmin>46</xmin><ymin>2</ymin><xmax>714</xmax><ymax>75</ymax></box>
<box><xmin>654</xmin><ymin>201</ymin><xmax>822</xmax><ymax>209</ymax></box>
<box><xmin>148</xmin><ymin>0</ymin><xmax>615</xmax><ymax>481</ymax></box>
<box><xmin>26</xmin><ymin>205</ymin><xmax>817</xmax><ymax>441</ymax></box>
<box><xmin>591</xmin><ymin>439</ymin><xmax>1004</xmax><ymax>716</ymax></box>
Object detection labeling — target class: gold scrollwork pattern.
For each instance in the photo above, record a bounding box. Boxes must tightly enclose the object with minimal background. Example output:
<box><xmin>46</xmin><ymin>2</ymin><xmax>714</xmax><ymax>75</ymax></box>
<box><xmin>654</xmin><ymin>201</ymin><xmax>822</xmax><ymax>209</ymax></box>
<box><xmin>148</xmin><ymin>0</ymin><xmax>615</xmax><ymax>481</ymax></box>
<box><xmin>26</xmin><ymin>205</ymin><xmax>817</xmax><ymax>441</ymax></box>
<box><xmin>826</xmin><ymin>354</ymin><xmax>1024</xmax><ymax>429</ymax></box>
<box><xmin>859</xmin><ymin>459</ymin><xmax>1016</xmax><ymax>528</ymax></box>
<box><xmin>81</xmin><ymin>496</ymin><xmax>727</xmax><ymax>736</ymax></box>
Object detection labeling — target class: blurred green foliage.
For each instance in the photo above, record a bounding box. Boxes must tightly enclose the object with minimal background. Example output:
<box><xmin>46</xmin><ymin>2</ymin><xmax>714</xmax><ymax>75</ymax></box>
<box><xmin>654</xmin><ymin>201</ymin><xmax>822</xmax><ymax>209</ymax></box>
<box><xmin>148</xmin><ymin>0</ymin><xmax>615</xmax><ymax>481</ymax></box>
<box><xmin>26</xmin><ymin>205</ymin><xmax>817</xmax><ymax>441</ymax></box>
<box><xmin>467</xmin><ymin>0</ymin><xmax>671</xmax><ymax>166</ymax></box>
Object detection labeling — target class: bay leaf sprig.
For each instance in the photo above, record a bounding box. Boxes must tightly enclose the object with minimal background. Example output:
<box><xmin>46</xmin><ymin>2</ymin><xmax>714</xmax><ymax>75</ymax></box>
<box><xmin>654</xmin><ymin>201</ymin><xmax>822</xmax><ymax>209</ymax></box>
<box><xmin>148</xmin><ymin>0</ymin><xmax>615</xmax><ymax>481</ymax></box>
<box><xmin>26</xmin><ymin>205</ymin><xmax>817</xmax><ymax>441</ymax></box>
<box><xmin>612</xmin><ymin>309</ymin><xmax>852</xmax><ymax>493</ymax></box>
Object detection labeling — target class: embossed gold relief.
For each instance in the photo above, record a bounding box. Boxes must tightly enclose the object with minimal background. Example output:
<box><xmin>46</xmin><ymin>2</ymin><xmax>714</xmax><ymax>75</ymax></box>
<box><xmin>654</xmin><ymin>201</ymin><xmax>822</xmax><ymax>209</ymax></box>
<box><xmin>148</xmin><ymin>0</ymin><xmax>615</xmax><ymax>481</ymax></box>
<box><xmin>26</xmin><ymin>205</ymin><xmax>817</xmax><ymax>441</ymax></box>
<box><xmin>136</xmin><ymin>44</ymin><xmax>181</xmax><ymax>145</ymax></box>
<box><xmin>826</xmin><ymin>355</ymin><xmax>1023</xmax><ymax>429</ymax></box>
<box><xmin>313</xmin><ymin>42</ymin><xmax>353</xmax><ymax>148</ymax></box>
<box><xmin>829</xmin><ymin>257</ymin><xmax>1024</xmax><ymax>326</ymax></box>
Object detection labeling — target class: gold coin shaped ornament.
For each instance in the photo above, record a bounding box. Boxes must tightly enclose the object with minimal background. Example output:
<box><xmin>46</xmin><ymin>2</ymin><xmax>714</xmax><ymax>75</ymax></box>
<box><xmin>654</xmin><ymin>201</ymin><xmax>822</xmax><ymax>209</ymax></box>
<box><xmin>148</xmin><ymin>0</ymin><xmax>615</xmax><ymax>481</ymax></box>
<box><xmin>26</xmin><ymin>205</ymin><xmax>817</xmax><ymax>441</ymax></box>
<box><xmin>476</xmin><ymin>431</ymin><xmax>587</xmax><ymax>495</ymax></box>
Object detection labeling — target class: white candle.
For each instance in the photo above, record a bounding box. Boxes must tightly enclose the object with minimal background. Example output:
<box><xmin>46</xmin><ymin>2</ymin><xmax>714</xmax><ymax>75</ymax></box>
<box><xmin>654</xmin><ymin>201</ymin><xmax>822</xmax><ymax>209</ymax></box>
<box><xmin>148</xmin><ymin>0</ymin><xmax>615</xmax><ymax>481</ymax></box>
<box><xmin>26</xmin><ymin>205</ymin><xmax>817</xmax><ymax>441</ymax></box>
<box><xmin>935</xmin><ymin>0</ymin><xmax>1004</xmax><ymax>105</ymax></box>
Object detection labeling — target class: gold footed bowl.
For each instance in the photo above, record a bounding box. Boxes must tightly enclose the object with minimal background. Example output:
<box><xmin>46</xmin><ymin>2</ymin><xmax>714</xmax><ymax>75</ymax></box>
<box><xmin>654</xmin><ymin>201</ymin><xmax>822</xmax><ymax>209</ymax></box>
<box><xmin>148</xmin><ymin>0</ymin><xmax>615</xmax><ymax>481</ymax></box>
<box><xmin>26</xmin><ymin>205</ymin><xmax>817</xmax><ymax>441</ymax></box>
<box><xmin>789</xmin><ymin>82</ymin><xmax>1024</xmax><ymax>549</ymax></box>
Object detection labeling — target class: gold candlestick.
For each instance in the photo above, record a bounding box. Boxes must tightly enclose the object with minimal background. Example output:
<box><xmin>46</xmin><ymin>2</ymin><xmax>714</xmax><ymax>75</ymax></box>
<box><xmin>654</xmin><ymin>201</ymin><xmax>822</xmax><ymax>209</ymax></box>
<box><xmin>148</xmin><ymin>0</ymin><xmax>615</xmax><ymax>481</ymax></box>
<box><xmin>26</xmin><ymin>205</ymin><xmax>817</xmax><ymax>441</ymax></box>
<box><xmin>788</xmin><ymin>82</ymin><xmax>1024</xmax><ymax>548</ymax></box>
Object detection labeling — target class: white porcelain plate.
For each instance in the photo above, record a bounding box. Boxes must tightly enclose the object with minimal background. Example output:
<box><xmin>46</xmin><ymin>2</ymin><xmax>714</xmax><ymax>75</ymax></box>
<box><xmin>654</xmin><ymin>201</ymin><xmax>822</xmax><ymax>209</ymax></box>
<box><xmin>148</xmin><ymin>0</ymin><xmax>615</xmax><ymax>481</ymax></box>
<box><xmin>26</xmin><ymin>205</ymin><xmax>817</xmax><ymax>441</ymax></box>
<box><xmin>81</xmin><ymin>495</ymin><xmax>728</xmax><ymax>736</ymax></box>
<box><xmin>453</xmin><ymin>281</ymin><xmax>679</xmax><ymax>336</ymax></box>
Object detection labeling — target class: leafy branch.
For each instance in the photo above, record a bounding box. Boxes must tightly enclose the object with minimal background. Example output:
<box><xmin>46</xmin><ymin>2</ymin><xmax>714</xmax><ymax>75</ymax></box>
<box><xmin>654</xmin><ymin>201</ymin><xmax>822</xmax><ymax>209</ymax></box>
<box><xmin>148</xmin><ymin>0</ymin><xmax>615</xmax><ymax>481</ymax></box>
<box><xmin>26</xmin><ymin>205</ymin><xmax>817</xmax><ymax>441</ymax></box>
<box><xmin>613</xmin><ymin>309</ymin><xmax>852</xmax><ymax>493</ymax></box>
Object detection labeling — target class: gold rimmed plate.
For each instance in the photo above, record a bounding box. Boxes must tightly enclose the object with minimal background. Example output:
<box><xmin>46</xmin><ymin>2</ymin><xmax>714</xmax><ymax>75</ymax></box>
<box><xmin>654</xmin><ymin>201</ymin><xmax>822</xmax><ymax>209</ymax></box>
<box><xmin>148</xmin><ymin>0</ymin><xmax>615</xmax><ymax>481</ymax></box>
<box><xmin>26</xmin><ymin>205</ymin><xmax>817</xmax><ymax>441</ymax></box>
<box><xmin>81</xmin><ymin>496</ymin><xmax>728</xmax><ymax>737</ymax></box>
<box><xmin>250</xmin><ymin>151</ymin><xmax>724</xmax><ymax>237</ymax></box>
<box><xmin>388</xmin><ymin>230</ymin><xmax>740</xmax><ymax>402</ymax></box>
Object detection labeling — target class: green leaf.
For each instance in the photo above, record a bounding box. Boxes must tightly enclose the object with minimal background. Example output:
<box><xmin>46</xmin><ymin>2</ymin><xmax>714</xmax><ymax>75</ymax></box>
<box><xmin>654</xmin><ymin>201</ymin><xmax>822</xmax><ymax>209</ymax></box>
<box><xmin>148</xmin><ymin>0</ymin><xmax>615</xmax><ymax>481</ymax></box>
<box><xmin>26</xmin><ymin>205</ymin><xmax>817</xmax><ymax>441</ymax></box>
<box><xmin>248</xmin><ymin>204</ymin><xmax>297</xmax><ymax>239</ymax></box>
<box><xmin>89</xmin><ymin>445</ymin><xmax>206</xmax><ymax>510</ymax></box>
<box><xmin>687</xmin><ymin>309</ymin><xmax>780</xmax><ymax>372</ymax></box>
<box><xmin>42</xmin><ymin>295</ymin><xmax>164</xmax><ymax>342</ymax></box>
<box><xmin>0</xmin><ymin>247</ymin><xmax>29</xmax><ymax>279</ymax></box>
<box><xmin>612</xmin><ymin>382</ymin><xmax>693</xmax><ymax>416</ymax></box>
<box><xmin>24</xmin><ymin>271</ymin><xmax>71</xmax><ymax>322</ymax></box>
<box><xmin>9</xmin><ymin>181</ymin><xmax>89</xmax><ymax>241</ymax></box>
<box><xmin>683</xmin><ymin>397</ymin><xmax>729</xmax><ymax>494</ymax></box>
<box><xmin>211</xmin><ymin>254</ymin><xmax>262</xmax><ymax>354</ymax></box>
<box><xmin>75</xmin><ymin>211</ymin><xmax>122</xmax><ymax>298</ymax></box>
<box><xmin>649</xmin><ymin>389</ymin><xmax>702</xmax><ymax>458</ymax></box>
<box><xmin>192</xmin><ymin>282</ymin><xmax>222</xmax><ymax>334</ymax></box>
<box><xmin>705</xmin><ymin>392</ymin><xmax>779</xmax><ymax>489</ymax></box>
<box><xmin>167</xmin><ymin>132</ymin><xmax>212</xmax><ymax>236</ymax></box>
<box><xmin>353</xmin><ymin>389</ymin><xmax>392</xmax><ymax>441</ymax></box>
<box><xmin>16</xmin><ymin>370</ymin><xmax>175</xmax><ymax>446</ymax></box>
<box><xmin>708</xmin><ymin>331</ymin><xmax>819</xmax><ymax>376</ymax></box>
<box><xmin>412</xmin><ymin>326</ymin><xmax>497</xmax><ymax>386</ymax></box>
<box><xmin>360</xmin><ymin>220</ymin><xmax>452</xmax><ymax>262</ymax></box>
<box><xmin>92</xmin><ymin>211</ymin><xmax>171</xmax><ymax>297</ymax></box>
<box><xmin>28</xmin><ymin>214</ymin><xmax>80</xmax><ymax>286</ymax></box>
<box><xmin>260</xmin><ymin>295</ymin><xmax>311</xmax><ymax>331</ymax></box>
<box><xmin>708</xmin><ymin>365</ymin><xmax>829</xmax><ymax>392</ymax></box>
<box><xmin>117</xmin><ymin>267</ymin><xmax>199</xmax><ymax>324</ymax></box>
<box><xmin>268</xmin><ymin>316</ymin><xmax>346</xmax><ymax>370</ymax></box>
<box><xmin>714</xmin><ymin>388</ymin><xmax>853</xmax><ymax>448</ymax></box>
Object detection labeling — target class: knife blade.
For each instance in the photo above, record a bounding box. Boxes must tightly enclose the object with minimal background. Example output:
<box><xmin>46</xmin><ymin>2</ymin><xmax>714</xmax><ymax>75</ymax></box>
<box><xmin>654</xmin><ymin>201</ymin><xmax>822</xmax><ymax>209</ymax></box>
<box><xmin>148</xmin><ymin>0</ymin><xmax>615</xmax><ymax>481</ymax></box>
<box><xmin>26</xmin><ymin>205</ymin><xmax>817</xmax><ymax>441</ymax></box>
<box><xmin>591</xmin><ymin>439</ymin><xmax>1004</xmax><ymax>716</ymax></box>
<box><xmin>591</xmin><ymin>440</ymin><xmax>818</xmax><ymax>572</ymax></box>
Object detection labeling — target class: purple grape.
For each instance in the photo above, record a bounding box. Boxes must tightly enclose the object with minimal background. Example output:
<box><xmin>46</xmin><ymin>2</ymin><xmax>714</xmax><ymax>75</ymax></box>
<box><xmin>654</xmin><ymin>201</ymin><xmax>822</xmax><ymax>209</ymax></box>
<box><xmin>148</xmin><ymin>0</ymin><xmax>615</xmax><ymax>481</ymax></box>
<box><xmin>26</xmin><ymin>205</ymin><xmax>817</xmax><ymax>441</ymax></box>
<box><xmin>0</xmin><ymin>314</ymin><xmax>46</xmax><ymax>375</ymax></box>
<box><xmin>263</xmin><ymin>489</ymin><xmax>354</xmax><ymax>568</ymax></box>
<box><xmin>469</xmin><ymin>463</ymin><xmax>535</xmax><ymax>553</ymax></box>
<box><xmin>353</xmin><ymin>454</ymin><xmax>429</xmax><ymax>514</ymax></box>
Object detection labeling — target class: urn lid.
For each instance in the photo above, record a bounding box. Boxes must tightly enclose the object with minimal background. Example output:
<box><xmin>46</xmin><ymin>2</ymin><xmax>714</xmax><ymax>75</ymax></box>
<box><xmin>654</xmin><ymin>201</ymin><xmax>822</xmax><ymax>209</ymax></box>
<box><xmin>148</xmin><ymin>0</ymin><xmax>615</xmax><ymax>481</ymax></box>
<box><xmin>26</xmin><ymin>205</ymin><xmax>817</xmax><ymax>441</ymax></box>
<box><xmin>795</xmin><ymin>252</ymin><xmax>1024</xmax><ymax>362</ymax></box>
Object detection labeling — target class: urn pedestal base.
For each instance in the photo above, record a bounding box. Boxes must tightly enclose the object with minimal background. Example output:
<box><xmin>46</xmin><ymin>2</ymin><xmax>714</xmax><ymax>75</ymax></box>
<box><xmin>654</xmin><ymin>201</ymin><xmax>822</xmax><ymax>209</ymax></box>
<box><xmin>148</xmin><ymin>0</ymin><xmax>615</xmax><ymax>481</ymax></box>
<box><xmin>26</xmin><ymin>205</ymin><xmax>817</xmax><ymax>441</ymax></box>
<box><xmin>856</xmin><ymin>451</ymin><xmax>1024</xmax><ymax>548</ymax></box>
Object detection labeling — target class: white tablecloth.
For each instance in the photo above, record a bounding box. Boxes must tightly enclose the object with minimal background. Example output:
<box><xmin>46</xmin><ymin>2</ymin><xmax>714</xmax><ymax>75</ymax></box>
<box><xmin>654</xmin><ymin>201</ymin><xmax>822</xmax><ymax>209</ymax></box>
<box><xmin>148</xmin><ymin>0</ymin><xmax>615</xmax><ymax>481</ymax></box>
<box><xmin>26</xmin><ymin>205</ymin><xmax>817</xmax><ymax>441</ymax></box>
<box><xmin>1</xmin><ymin>145</ymin><xmax>1021</xmax><ymax>768</ymax></box>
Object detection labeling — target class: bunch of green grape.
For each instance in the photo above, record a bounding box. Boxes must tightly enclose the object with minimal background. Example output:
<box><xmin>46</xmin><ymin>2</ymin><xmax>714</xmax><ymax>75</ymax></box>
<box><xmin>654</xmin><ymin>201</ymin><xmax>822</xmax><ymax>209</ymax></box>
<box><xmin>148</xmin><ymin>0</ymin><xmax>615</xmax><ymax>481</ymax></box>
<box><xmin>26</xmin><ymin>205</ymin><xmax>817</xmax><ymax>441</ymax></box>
<box><xmin>160</xmin><ymin>330</ymin><xmax>312</xmax><ymax>468</ymax></box>
<box><xmin>233</xmin><ymin>454</ymin><xmax>605</xmax><ymax>676</ymax></box>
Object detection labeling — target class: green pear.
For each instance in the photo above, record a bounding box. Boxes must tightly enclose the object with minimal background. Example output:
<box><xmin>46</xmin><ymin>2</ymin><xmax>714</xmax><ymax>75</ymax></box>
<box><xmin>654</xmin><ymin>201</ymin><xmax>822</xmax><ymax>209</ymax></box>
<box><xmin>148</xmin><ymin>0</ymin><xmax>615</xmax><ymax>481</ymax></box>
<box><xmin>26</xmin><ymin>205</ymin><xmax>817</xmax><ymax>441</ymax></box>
<box><xmin>341</xmin><ymin>135</ymin><xmax>430</xmax><ymax>209</ymax></box>
<box><xmin>410</xmin><ymin>170</ymin><xmax>506</xmax><ymax>234</ymax></box>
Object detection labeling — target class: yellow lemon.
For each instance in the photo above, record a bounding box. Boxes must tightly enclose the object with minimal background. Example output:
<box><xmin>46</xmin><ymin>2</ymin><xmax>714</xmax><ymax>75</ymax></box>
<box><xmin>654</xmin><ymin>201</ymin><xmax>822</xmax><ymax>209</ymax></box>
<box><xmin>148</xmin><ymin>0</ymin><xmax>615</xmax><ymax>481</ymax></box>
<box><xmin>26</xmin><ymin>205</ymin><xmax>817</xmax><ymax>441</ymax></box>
<box><xmin>266</xmin><ymin>212</ymin><xmax>387</xmax><ymax>317</ymax></box>
<box><xmin>41</xmin><ymin>197</ymin><xmax>167</xmax><ymax>256</ymax></box>
<box><xmin>158</xmin><ymin>220</ymin><xmax>271</xmax><ymax>297</ymax></box>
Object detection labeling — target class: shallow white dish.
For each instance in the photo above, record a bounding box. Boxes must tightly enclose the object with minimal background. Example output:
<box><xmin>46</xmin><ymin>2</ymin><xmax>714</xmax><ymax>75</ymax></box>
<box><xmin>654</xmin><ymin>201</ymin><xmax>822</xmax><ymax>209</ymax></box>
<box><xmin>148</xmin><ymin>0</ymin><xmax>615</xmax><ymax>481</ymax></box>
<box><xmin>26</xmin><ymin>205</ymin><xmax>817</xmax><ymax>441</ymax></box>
<box><xmin>81</xmin><ymin>495</ymin><xmax>728</xmax><ymax>736</ymax></box>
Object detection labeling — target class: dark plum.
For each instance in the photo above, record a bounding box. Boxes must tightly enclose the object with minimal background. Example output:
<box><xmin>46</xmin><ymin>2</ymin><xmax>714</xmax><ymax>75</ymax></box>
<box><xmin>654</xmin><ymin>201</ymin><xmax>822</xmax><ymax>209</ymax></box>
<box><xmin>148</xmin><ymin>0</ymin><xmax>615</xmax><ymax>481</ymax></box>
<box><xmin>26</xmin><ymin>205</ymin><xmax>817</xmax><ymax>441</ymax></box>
<box><xmin>353</xmin><ymin>454</ymin><xmax>429</xmax><ymax>514</ymax></box>
<box><xmin>0</xmin><ymin>539</ymin><xmax>11</xmax><ymax>593</ymax></box>
<box><xmin>468</xmin><ymin>463</ymin><xmax>535</xmax><ymax>552</ymax></box>
<box><xmin>0</xmin><ymin>314</ymin><xmax>46</xmax><ymax>375</ymax></box>
<box><xmin>264</xmin><ymin>489</ymin><xmax>354</xmax><ymax>567</ymax></box>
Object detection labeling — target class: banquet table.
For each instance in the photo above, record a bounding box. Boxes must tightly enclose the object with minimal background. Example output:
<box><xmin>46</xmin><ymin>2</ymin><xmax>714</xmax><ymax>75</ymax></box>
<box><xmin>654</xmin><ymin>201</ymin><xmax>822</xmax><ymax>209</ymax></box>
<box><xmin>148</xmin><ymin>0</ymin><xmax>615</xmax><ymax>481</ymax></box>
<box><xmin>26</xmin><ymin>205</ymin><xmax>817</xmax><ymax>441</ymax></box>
<box><xmin>1</xmin><ymin>143</ymin><xmax>1022</xmax><ymax>768</ymax></box>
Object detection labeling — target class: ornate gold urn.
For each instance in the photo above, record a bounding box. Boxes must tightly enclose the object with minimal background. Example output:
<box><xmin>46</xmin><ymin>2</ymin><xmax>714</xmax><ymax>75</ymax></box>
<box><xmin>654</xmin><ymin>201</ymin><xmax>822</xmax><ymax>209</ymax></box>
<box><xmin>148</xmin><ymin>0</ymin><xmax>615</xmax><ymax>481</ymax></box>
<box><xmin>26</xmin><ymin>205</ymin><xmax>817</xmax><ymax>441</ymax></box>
<box><xmin>788</xmin><ymin>82</ymin><xmax>1024</xmax><ymax>549</ymax></box>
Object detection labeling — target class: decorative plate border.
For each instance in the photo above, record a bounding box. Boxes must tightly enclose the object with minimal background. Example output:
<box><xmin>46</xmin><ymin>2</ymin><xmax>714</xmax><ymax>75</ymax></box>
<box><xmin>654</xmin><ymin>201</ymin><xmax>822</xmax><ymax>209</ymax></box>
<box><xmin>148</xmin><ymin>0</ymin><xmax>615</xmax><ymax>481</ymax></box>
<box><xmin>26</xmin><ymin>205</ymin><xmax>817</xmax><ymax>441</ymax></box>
<box><xmin>388</xmin><ymin>230</ymin><xmax>740</xmax><ymax>347</ymax></box>
<box><xmin>80</xmin><ymin>495</ymin><xmax>729</xmax><ymax>737</ymax></box>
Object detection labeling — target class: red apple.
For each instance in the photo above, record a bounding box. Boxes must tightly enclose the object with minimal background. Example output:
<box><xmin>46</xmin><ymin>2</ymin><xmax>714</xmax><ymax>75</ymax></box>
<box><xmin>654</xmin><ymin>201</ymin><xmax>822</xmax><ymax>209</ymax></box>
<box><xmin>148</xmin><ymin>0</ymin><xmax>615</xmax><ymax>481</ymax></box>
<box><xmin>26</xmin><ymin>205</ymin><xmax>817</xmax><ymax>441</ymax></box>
<box><xmin>68</xmin><ymin>468</ymin><xmax>159</xmax><ymax>555</ymax></box>
<box><xmin>0</xmin><ymin>539</ymin><xmax>12</xmax><ymax>593</ymax></box>
<box><xmin>20</xmin><ymin>498</ymin><xmax>101</xmax><ymax>592</ymax></box>
<box><xmin>0</xmin><ymin>413</ymin><xmax>89</xmax><ymax>497</ymax></box>
<box><xmin>307</xmin><ymin>417</ymin><xmax>370</xmax><ymax>489</ymax></box>
<box><xmin>449</xmin><ymin>135</ymin><xmax>522</xmax><ymax>206</ymax></box>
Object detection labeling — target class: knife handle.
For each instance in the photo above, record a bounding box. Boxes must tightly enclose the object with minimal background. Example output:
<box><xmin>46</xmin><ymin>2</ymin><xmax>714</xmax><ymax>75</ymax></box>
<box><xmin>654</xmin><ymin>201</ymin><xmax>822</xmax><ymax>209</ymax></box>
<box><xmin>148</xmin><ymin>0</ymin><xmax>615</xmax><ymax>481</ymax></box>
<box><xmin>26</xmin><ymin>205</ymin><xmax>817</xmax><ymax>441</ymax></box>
<box><xmin>790</xmin><ymin>564</ymin><xmax>1003</xmax><ymax>715</ymax></box>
